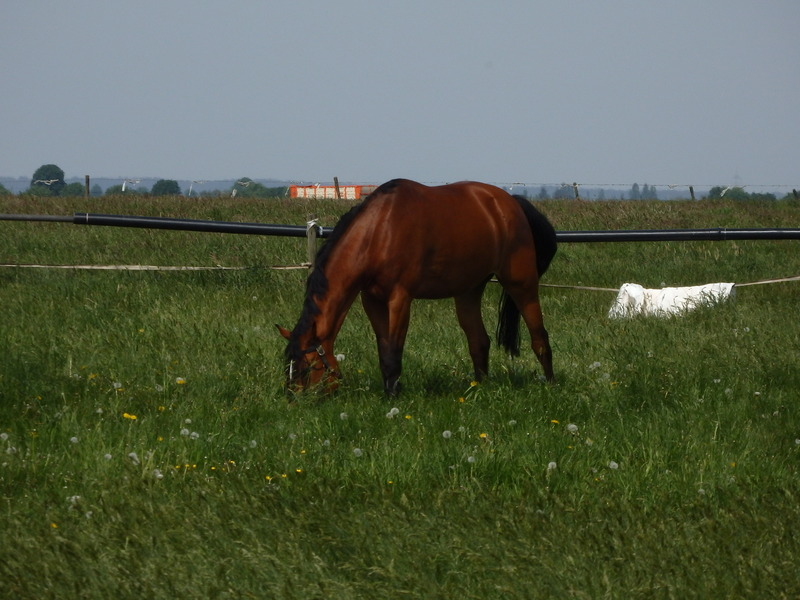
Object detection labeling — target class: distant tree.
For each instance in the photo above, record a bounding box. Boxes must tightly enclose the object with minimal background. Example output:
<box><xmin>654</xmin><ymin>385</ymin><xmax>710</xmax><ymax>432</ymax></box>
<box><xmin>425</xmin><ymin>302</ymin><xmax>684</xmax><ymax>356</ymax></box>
<box><xmin>629</xmin><ymin>183</ymin><xmax>641</xmax><ymax>200</ymax></box>
<box><xmin>90</xmin><ymin>183</ymin><xmax>103</xmax><ymax>197</ymax></box>
<box><xmin>0</xmin><ymin>182</ymin><xmax>11</xmax><ymax>195</ymax></box>
<box><xmin>536</xmin><ymin>186</ymin><xmax>550</xmax><ymax>200</ymax></box>
<box><xmin>595</xmin><ymin>188</ymin><xmax>606</xmax><ymax>200</ymax></box>
<box><xmin>640</xmin><ymin>184</ymin><xmax>658</xmax><ymax>200</ymax></box>
<box><xmin>707</xmin><ymin>186</ymin><xmax>749</xmax><ymax>201</ymax></box>
<box><xmin>60</xmin><ymin>182</ymin><xmax>86</xmax><ymax>197</ymax></box>
<box><xmin>553</xmin><ymin>183</ymin><xmax>572</xmax><ymax>200</ymax></box>
<box><xmin>30</xmin><ymin>164</ymin><xmax>66</xmax><ymax>196</ymax></box>
<box><xmin>231</xmin><ymin>177</ymin><xmax>286</xmax><ymax>198</ymax></box>
<box><xmin>105</xmin><ymin>184</ymin><xmax>124</xmax><ymax>195</ymax></box>
<box><xmin>151</xmin><ymin>179</ymin><xmax>181</xmax><ymax>196</ymax></box>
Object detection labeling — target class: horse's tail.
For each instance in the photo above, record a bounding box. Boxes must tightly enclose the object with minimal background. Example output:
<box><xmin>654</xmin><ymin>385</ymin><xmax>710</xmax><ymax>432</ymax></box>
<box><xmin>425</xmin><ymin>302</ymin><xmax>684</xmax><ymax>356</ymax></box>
<box><xmin>496</xmin><ymin>196</ymin><xmax>557</xmax><ymax>356</ymax></box>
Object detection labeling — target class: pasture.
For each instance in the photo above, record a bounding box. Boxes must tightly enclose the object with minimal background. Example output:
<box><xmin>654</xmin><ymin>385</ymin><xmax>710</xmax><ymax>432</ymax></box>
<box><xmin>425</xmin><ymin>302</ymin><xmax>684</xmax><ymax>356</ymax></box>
<box><xmin>1</xmin><ymin>193</ymin><xmax>799</xmax><ymax>598</ymax></box>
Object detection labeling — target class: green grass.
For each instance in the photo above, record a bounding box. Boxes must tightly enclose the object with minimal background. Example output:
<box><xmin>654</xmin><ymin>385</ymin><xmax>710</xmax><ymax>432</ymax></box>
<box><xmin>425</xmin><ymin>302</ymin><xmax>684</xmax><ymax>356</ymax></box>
<box><xmin>1</xmin><ymin>194</ymin><xmax>799</xmax><ymax>598</ymax></box>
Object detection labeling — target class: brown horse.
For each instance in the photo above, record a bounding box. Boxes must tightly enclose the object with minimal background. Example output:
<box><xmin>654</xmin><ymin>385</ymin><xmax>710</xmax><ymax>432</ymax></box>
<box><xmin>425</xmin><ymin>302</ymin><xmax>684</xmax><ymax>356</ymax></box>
<box><xmin>277</xmin><ymin>178</ymin><xmax>557</xmax><ymax>395</ymax></box>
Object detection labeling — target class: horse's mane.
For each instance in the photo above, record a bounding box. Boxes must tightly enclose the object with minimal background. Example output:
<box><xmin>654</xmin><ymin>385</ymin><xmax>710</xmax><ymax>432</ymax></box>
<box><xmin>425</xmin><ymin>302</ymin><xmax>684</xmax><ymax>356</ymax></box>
<box><xmin>285</xmin><ymin>180</ymin><xmax>400</xmax><ymax>361</ymax></box>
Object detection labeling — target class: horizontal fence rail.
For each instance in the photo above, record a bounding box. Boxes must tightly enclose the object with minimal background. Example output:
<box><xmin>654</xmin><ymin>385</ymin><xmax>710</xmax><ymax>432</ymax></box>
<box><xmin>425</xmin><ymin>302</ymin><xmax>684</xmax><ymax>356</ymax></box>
<box><xmin>2</xmin><ymin>212</ymin><xmax>800</xmax><ymax>243</ymax></box>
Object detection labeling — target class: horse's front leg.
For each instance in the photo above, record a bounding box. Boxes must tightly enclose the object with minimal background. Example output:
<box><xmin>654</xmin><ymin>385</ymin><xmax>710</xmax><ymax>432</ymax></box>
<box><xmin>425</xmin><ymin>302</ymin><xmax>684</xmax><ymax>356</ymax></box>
<box><xmin>454</xmin><ymin>285</ymin><xmax>490</xmax><ymax>381</ymax></box>
<box><xmin>361</xmin><ymin>291</ymin><xmax>411</xmax><ymax>395</ymax></box>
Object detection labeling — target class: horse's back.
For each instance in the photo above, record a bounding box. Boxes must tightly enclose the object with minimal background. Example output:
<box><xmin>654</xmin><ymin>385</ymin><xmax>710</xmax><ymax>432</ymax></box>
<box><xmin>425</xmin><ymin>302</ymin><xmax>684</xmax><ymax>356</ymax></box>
<box><xmin>347</xmin><ymin>180</ymin><xmax>541</xmax><ymax>298</ymax></box>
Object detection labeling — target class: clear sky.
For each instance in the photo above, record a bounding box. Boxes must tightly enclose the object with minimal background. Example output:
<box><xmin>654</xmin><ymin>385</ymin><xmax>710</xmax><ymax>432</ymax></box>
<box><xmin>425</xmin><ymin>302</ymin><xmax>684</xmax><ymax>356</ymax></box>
<box><xmin>2</xmin><ymin>1</ymin><xmax>798</xmax><ymax>191</ymax></box>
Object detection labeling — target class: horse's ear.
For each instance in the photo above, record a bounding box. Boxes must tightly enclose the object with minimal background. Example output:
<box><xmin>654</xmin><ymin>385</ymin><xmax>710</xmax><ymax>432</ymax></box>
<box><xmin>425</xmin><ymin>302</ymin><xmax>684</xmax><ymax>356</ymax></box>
<box><xmin>276</xmin><ymin>325</ymin><xmax>292</xmax><ymax>340</ymax></box>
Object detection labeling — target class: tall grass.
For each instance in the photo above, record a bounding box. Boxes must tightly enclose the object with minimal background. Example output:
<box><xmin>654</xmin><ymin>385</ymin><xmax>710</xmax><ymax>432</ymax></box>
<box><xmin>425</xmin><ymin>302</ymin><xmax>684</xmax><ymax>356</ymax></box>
<box><xmin>1</xmin><ymin>194</ymin><xmax>799</xmax><ymax>598</ymax></box>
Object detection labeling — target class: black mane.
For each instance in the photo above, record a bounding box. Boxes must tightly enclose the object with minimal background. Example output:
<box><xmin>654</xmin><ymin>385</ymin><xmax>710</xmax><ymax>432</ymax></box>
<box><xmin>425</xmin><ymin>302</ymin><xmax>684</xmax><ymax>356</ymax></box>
<box><xmin>285</xmin><ymin>181</ymin><xmax>399</xmax><ymax>362</ymax></box>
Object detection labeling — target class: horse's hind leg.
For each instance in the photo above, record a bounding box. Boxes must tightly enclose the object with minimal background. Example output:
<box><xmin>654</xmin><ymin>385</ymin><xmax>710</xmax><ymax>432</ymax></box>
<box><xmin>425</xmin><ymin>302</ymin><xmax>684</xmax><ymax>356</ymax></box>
<box><xmin>361</xmin><ymin>291</ymin><xmax>411</xmax><ymax>395</ymax></box>
<box><xmin>454</xmin><ymin>285</ymin><xmax>491</xmax><ymax>381</ymax></box>
<box><xmin>503</xmin><ymin>284</ymin><xmax>554</xmax><ymax>382</ymax></box>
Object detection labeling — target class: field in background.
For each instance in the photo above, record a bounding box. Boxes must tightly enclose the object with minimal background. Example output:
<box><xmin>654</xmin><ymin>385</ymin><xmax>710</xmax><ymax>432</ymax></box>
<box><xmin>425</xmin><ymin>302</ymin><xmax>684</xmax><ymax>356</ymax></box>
<box><xmin>1</xmin><ymin>194</ymin><xmax>799</xmax><ymax>598</ymax></box>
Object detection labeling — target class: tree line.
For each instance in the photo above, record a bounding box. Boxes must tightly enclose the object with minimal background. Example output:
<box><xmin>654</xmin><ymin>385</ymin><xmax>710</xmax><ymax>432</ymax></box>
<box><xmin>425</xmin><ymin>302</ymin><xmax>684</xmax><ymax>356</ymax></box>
<box><xmin>0</xmin><ymin>164</ymin><xmax>288</xmax><ymax>198</ymax></box>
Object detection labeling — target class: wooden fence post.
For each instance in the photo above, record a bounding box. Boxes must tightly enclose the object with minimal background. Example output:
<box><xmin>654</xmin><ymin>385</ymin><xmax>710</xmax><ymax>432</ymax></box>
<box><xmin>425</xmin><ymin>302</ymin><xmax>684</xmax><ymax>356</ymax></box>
<box><xmin>334</xmin><ymin>177</ymin><xmax>342</xmax><ymax>200</ymax></box>
<box><xmin>689</xmin><ymin>186</ymin><xmax>696</xmax><ymax>201</ymax></box>
<box><xmin>306</xmin><ymin>215</ymin><xmax>318</xmax><ymax>269</ymax></box>
<box><xmin>572</xmin><ymin>182</ymin><xmax>581</xmax><ymax>201</ymax></box>
<box><xmin>85</xmin><ymin>175</ymin><xmax>90</xmax><ymax>199</ymax></box>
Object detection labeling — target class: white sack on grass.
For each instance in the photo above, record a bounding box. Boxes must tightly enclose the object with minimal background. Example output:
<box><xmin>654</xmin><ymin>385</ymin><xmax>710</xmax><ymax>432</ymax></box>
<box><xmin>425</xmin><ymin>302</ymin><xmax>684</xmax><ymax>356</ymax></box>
<box><xmin>608</xmin><ymin>282</ymin><xmax>735</xmax><ymax>318</ymax></box>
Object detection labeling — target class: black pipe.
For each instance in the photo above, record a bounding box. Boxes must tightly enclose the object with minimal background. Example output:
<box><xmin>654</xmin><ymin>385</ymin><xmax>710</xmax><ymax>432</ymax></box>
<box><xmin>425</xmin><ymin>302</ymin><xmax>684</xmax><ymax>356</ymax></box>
<box><xmin>558</xmin><ymin>228</ymin><xmax>800</xmax><ymax>242</ymax></box>
<box><xmin>2</xmin><ymin>212</ymin><xmax>800</xmax><ymax>242</ymax></box>
<box><xmin>72</xmin><ymin>213</ymin><xmax>324</xmax><ymax>238</ymax></box>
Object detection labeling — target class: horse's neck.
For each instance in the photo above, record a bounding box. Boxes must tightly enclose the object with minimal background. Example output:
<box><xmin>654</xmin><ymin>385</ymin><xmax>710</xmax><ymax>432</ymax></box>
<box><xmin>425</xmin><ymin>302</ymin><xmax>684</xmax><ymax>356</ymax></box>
<box><xmin>311</xmin><ymin>260</ymin><xmax>361</xmax><ymax>344</ymax></box>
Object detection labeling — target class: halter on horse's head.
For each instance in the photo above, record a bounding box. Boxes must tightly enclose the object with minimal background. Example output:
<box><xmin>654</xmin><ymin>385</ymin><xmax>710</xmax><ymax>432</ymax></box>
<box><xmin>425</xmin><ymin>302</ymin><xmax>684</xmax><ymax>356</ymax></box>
<box><xmin>277</xmin><ymin>325</ymin><xmax>341</xmax><ymax>393</ymax></box>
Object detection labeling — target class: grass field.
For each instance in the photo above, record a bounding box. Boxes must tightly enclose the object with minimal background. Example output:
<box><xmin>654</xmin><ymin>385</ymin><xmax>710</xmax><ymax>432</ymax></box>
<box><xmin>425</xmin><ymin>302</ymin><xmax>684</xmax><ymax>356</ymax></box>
<box><xmin>1</xmin><ymin>193</ymin><xmax>799</xmax><ymax>598</ymax></box>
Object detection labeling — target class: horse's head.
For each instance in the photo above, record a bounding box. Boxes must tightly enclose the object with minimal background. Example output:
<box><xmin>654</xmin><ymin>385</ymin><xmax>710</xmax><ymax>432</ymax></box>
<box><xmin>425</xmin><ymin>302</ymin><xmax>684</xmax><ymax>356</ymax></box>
<box><xmin>277</xmin><ymin>325</ymin><xmax>341</xmax><ymax>394</ymax></box>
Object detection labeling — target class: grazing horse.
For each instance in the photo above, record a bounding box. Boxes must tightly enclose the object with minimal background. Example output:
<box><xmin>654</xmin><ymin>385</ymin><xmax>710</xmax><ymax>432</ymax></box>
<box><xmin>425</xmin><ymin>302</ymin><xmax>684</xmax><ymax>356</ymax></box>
<box><xmin>277</xmin><ymin>178</ymin><xmax>557</xmax><ymax>395</ymax></box>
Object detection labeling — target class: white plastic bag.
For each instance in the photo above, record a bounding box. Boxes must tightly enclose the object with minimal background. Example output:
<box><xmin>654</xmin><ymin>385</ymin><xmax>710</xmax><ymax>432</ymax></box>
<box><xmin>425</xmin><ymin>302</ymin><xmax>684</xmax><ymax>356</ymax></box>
<box><xmin>608</xmin><ymin>282</ymin><xmax>735</xmax><ymax>318</ymax></box>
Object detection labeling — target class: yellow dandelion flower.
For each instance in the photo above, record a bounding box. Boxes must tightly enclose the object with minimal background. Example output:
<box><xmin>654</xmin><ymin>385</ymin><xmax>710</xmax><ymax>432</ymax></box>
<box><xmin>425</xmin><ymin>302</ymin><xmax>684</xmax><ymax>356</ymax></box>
<box><xmin>405</xmin><ymin>414</ymin><xmax>412</xmax><ymax>420</ymax></box>
<box><xmin>550</xmin><ymin>419</ymin><xmax>560</xmax><ymax>424</ymax></box>
<box><xmin>175</xmin><ymin>377</ymin><xmax>187</xmax><ymax>385</ymax></box>
<box><xmin>458</xmin><ymin>397</ymin><xmax>466</xmax><ymax>403</ymax></box>
<box><xmin>281</xmin><ymin>473</ymin><xmax>288</xmax><ymax>478</ymax></box>
<box><xmin>470</xmin><ymin>380</ymin><xmax>478</xmax><ymax>387</ymax></box>
<box><xmin>479</xmin><ymin>432</ymin><xmax>489</xmax><ymax>440</ymax></box>
<box><xmin>122</xmin><ymin>413</ymin><xmax>137</xmax><ymax>420</ymax></box>
<box><xmin>50</xmin><ymin>522</ymin><xmax>58</xmax><ymax>529</ymax></box>
<box><xmin>265</xmin><ymin>475</ymin><xmax>273</xmax><ymax>482</ymax></box>
<box><xmin>295</xmin><ymin>468</ymin><xmax>303</xmax><ymax>474</ymax></box>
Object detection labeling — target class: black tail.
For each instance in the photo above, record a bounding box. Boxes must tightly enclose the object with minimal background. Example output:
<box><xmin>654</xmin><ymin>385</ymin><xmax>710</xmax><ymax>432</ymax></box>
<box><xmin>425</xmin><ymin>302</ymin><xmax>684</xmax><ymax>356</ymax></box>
<box><xmin>496</xmin><ymin>196</ymin><xmax>557</xmax><ymax>356</ymax></box>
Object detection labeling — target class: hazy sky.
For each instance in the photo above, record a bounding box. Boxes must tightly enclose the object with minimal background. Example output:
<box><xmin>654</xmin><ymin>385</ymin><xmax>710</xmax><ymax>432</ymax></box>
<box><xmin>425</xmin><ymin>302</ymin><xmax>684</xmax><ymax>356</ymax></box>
<box><xmin>2</xmin><ymin>1</ymin><xmax>798</xmax><ymax>192</ymax></box>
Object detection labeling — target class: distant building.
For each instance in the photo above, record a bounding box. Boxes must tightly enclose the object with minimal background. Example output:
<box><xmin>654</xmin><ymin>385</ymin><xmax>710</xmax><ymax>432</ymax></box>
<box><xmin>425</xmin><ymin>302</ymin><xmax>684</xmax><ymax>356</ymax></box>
<box><xmin>289</xmin><ymin>184</ymin><xmax>377</xmax><ymax>200</ymax></box>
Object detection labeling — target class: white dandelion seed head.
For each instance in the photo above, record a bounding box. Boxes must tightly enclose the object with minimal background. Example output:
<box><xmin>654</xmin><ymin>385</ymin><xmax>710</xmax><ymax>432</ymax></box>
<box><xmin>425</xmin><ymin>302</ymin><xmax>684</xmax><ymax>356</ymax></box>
<box><xmin>249</xmin><ymin>440</ymin><xmax>257</xmax><ymax>449</ymax></box>
<box><xmin>335</xmin><ymin>353</ymin><xmax>345</xmax><ymax>362</ymax></box>
<box><xmin>608</xmin><ymin>460</ymin><xmax>619</xmax><ymax>470</ymax></box>
<box><xmin>467</xmin><ymin>456</ymin><xmax>476</xmax><ymax>464</ymax></box>
<box><xmin>112</xmin><ymin>382</ymin><xmax>122</xmax><ymax>389</ymax></box>
<box><xmin>189</xmin><ymin>431</ymin><xmax>200</xmax><ymax>440</ymax></box>
<box><xmin>589</xmin><ymin>361</ymin><xmax>602</xmax><ymax>370</ymax></box>
<box><xmin>547</xmin><ymin>461</ymin><xmax>558</xmax><ymax>471</ymax></box>
<box><xmin>6</xmin><ymin>446</ymin><xmax>17</xmax><ymax>455</ymax></box>
<box><xmin>339</xmin><ymin>412</ymin><xmax>348</xmax><ymax>421</ymax></box>
<box><xmin>153</xmin><ymin>469</ymin><xmax>164</xmax><ymax>480</ymax></box>
<box><xmin>103</xmin><ymin>453</ymin><xmax>112</xmax><ymax>460</ymax></box>
<box><xmin>389</xmin><ymin>407</ymin><xmax>400</xmax><ymax>417</ymax></box>
<box><xmin>322</xmin><ymin>439</ymin><xmax>331</xmax><ymax>447</ymax></box>
<box><xmin>127</xmin><ymin>452</ymin><xmax>140</xmax><ymax>465</ymax></box>
<box><xmin>70</xmin><ymin>437</ymin><xmax>79</xmax><ymax>444</ymax></box>
<box><xmin>288</xmin><ymin>433</ymin><xmax>297</xmax><ymax>441</ymax></box>
<box><xmin>155</xmin><ymin>384</ymin><xmax>164</xmax><ymax>392</ymax></box>
<box><xmin>353</xmin><ymin>448</ymin><xmax>363</xmax><ymax>457</ymax></box>
<box><xmin>442</xmin><ymin>430</ymin><xmax>452</xmax><ymax>439</ymax></box>
<box><xmin>67</xmin><ymin>495</ymin><xmax>81</xmax><ymax>506</ymax></box>
<box><xmin>0</xmin><ymin>433</ymin><xmax>8</xmax><ymax>442</ymax></box>
<box><xmin>567</xmin><ymin>423</ymin><xmax>579</xmax><ymax>433</ymax></box>
<box><xmin>180</xmin><ymin>428</ymin><xmax>190</xmax><ymax>436</ymax></box>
